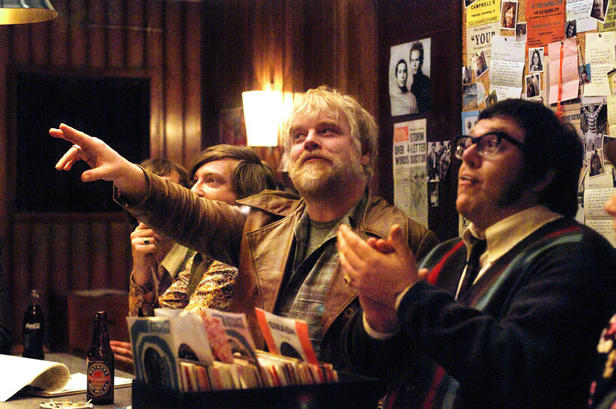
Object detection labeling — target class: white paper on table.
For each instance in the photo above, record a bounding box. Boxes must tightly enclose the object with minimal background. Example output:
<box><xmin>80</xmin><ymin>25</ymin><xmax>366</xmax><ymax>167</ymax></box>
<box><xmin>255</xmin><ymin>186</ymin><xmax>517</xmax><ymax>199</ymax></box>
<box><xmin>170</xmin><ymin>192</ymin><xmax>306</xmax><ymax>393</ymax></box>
<box><xmin>584</xmin><ymin>32</ymin><xmax>616</xmax><ymax>96</ymax></box>
<box><xmin>547</xmin><ymin>38</ymin><xmax>580</xmax><ymax>104</ymax></box>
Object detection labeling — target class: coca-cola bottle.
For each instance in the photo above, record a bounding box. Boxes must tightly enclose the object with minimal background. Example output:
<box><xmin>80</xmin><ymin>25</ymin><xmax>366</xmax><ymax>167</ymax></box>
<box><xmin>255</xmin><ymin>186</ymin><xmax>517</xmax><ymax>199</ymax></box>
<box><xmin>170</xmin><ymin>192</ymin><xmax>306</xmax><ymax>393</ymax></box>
<box><xmin>86</xmin><ymin>311</ymin><xmax>114</xmax><ymax>404</ymax></box>
<box><xmin>22</xmin><ymin>289</ymin><xmax>44</xmax><ymax>359</ymax></box>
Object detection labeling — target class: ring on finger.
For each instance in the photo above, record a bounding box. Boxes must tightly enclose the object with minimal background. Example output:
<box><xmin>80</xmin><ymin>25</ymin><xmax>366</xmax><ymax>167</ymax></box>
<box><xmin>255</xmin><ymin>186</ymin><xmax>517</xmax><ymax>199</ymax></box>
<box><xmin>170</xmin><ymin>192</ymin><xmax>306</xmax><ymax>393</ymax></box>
<box><xmin>343</xmin><ymin>274</ymin><xmax>352</xmax><ymax>286</ymax></box>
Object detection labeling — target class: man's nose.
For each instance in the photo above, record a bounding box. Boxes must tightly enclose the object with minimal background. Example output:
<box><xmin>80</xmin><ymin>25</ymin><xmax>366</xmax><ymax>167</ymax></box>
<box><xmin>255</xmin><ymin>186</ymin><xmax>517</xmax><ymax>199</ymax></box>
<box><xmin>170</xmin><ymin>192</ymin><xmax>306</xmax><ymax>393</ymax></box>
<box><xmin>191</xmin><ymin>184</ymin><xmax>205</xmax><ymax>197</ymax></box>
<box><xmin>303</xmin><ymin>129</ymin><xmax>321</xmax><ymax>149</ymax></box>
<box><xmin>461</xmin><ymin>143</ymin><xmax>481</xmax><ymax>168</ymax></box>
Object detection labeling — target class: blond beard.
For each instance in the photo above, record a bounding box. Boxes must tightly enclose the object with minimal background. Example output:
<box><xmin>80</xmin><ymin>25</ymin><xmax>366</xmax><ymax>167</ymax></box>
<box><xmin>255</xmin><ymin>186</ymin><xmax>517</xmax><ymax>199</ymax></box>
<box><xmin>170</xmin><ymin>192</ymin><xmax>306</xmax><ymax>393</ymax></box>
<box><xmin>289</xmin><ymin>156</ymin><xmax>365</xmax><ymax>200</ymax></box>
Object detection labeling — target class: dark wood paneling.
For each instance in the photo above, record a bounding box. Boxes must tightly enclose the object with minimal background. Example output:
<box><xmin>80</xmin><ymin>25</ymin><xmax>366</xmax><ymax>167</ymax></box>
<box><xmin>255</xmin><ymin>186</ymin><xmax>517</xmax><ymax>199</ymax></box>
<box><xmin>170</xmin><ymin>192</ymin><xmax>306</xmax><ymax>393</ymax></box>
<box><xmin>163</xmin><ymin>1</ymin><xmax>183</xmax><ymax>161</ymax></box>
<box><xmin>2</xmin><ymin>0</ymin><xmax>204</xmax><ymax>351</ymax></box>
<box><xmin>126</xmin><ymin>1</ymin><xmax>144</xmax><ymax>69</ymax></box>
<box><xmin>108</xmin><ymin>0</ymin><xmax>126</xmax><ymax>68</ymax></box>
<box><xmin>49</xmin><ymin>0</ymin><xmax>69</xmax><ymax>67</ymax></box>
<box><xmin>88</xmin><ymin>0</ymin><xmax>105</xmax><ymax>68</ymax></box>
<box><xmin>69</xmin><ymin>0</ymin><xmax>88</xmax><ymax>67</ymax></box>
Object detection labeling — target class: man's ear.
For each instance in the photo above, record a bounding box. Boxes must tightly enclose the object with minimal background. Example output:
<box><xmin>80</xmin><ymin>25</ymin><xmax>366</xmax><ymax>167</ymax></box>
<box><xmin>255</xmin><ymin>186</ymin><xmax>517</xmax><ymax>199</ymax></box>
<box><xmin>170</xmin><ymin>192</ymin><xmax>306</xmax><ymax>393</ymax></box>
<box><xmin>532</xmin><ymin>169</ymin><xmax>556</xmax><ymax>193</ymax></box>
<box><xmin>361</xmin><ymin>152</ymin><xmax>370</xmax><ymax>166</ymax></box>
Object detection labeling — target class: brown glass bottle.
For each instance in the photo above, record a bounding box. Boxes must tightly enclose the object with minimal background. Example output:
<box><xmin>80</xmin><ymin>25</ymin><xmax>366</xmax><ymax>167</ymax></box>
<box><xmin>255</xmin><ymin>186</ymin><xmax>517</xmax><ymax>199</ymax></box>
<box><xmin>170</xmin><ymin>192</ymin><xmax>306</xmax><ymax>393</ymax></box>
<box><xmin>86</xmin><ymin>311</ymin><xmax>114</xmax><ymax>404</ymax></box>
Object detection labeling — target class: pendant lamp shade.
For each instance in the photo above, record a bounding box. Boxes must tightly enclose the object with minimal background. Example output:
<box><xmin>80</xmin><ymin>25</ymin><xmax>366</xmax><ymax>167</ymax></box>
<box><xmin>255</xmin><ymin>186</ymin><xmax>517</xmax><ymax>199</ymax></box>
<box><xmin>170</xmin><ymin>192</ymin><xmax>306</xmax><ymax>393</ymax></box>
<box><xmin>0</xmin><ymin>0</ymin><xmax>57</xmax><ymax>25</ymax></box>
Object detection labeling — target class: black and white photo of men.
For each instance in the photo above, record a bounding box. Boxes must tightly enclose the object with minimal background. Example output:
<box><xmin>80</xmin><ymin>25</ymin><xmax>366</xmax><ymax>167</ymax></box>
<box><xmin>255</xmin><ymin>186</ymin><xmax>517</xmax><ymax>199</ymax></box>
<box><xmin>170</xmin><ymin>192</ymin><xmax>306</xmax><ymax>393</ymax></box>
<box><xmin>409</xmin><ymin>38</ymin><xmax>432</xmax><ymax>113</ymax></box>
<box><xmin>426</xmin><ymin>141</ymin><xmax>451</xmax><ymax>182</ymax></box>
<box><xmin>389</xmin><ymin>43</ymin><xmax>419</xmax><ymax>116</ymax></box>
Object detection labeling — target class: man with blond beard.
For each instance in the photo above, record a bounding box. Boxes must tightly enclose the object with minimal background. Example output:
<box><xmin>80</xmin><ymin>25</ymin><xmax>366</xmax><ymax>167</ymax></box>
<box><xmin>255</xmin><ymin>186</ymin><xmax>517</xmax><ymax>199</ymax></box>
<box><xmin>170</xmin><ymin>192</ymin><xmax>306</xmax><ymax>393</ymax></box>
<box><xmin>50</xmin><ymin>86</ymin><xmax>438</xmax><ymax>371</ymax></box>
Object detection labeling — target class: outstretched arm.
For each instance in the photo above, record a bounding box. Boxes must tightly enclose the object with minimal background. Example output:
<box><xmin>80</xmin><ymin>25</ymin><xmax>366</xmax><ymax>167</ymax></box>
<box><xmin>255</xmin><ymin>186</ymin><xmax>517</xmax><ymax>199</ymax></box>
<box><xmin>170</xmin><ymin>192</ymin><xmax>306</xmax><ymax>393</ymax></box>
<box><xmin>50</xmin><ymin>123</ymin><xmax>147</xmax><ymax>202</ymax></box>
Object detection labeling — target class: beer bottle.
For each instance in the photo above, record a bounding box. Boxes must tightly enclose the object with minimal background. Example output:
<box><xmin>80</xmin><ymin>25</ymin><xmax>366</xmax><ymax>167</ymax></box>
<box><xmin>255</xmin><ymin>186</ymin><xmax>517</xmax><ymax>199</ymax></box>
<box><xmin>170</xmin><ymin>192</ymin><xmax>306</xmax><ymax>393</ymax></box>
<box><xmin>22</xmin><ymin>289</ymin><xmax>44</xmax><ymax>359</ymax></box>
<box><xmin>87</xmin><ymin>311</ymin><xmax>114</xmax><ymax>404</ymax></box>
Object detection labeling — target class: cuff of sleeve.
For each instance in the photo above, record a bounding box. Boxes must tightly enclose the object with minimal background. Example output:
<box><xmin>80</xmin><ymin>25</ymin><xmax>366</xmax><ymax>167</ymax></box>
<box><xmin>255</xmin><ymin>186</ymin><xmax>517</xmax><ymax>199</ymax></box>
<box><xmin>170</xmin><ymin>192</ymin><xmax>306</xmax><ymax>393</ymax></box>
<box><xmin>130</xmin><ymin>271</ymin><xmax>154</xmax><ymax>295</ymax></box>
<box><xmin>113</xmin><ymin>165</ymin><xmax>151</xmax><ymax>208</ymax></box>
<box><xmin>363</xmin><ymin>312</ymin><xmax>399</xmax><ymax>340</ymax></box>
<box><xmin>395</xmin><ymin>283</ymin><xmax>415</xmax><ymax>310</ymax></box>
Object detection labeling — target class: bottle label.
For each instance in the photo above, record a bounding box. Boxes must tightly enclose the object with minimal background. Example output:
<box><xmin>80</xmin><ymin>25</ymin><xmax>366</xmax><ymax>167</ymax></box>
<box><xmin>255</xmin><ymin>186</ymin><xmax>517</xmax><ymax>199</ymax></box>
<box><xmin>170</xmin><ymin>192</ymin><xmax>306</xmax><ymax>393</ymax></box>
<box><xmin>24</xmin><ymin>322</ymin><xmax>41</xmax><ymax>330</ymax></box>
<box><xmin>87</xmin><ymin>362</ymin><xmax>111</xmax><ymax>396</ymax></box>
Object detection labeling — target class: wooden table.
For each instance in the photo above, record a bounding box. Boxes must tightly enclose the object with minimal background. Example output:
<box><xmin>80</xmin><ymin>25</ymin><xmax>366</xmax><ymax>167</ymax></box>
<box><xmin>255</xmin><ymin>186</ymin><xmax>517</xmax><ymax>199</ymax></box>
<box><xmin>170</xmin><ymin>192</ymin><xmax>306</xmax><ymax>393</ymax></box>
<box><xmin>5</xmin><ymin>352</ymin><xmax>133</xmax><ymax>408</ymax></box>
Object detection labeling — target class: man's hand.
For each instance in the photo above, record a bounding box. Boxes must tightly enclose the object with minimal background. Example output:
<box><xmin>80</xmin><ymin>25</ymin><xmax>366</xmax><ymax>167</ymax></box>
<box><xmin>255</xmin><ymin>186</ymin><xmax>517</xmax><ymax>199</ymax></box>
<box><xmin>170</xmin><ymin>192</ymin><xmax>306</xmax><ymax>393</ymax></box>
<box><xmin>131</xmin><ymin>223</ymin><xmax>162</xmax><ymax>286</ymax></box>
<box><xmin>50</xmin><ymin>123</ymin><xmax>147</xmax><ymax>200</ymax></box>
<box><xmin>336</xmin><ymin>223</ymin><xmax>419</xmax><ymax>308</ymax></box>
<box><xmin>110</xmin><ymin>340</ymin><xmax>134</xmax><ymax>367</ymax></box>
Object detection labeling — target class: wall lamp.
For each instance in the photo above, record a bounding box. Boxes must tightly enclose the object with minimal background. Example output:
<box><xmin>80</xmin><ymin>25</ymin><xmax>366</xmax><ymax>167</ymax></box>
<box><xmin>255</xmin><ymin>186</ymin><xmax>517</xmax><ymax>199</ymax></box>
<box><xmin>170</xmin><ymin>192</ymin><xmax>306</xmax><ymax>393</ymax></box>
<box><xmin>242</xmin><ymin>90</ymin><xmax>285</xmax><ymax>147</ymax></box>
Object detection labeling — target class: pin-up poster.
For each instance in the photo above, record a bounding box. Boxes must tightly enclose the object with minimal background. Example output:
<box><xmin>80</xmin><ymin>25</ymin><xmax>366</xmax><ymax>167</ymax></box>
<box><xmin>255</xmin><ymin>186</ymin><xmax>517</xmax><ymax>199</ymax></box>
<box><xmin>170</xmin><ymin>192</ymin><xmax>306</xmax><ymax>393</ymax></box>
<box><xmin>466</xmin><ymin>0</ymin><xmax>500</xmax><ymax>27</ymax></box>
<box><xmin>526</xmin><ymin>0</ymin><xmax>566</xmax><ymax>48</ymax></box>
<box><xmin>393</xmin><ymin>119</ymin><xmax>428</xmax><ymax>226</ymax></box>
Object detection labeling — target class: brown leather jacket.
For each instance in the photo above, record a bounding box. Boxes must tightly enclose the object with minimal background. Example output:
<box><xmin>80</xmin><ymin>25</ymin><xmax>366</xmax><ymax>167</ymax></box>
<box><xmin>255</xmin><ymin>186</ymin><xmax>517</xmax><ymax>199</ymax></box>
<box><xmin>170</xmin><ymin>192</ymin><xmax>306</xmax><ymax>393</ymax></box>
<box><xmin>126</xmin><ymin>170</ymin><xmax>439</xmax><ymax>368</ymax></box>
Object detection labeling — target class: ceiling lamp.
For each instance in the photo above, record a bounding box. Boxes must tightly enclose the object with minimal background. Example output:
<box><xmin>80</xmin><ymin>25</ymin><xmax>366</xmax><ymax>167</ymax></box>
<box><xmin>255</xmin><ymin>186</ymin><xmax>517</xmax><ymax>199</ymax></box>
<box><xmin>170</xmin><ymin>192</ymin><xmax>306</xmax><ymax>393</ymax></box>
<box><xmin>0</xmin><ymin>0</ymin><xmax>58</xmax><ymax>25</ymax></box>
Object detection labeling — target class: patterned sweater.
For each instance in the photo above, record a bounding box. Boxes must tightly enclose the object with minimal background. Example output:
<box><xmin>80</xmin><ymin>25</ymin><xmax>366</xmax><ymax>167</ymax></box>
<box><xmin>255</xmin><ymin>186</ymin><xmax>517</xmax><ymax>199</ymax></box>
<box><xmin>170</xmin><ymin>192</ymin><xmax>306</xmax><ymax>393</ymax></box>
<box><xmin>342</xmin><ymin>218</ymin><xmax>616</xmax><ymax>409</ymax></box>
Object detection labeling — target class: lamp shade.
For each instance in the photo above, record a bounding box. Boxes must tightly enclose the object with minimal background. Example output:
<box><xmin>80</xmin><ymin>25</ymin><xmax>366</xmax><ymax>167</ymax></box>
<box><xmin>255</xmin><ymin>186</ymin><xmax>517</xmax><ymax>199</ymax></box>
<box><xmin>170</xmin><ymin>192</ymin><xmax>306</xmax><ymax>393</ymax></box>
<box><xmin>0</xmin><ymin>0</ymin><xmax>57</xmax><ymax>25</ymax></box>
<box><xmin>242</xmin><ymin>90</ymin><xmax>283</xmax><ymax>147</ymax></box>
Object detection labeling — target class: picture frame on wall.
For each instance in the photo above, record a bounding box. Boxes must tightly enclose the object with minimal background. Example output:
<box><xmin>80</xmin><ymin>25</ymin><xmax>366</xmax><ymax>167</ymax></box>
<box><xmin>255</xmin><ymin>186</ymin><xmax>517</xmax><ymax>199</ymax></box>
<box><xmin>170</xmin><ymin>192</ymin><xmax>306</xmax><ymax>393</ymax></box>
<box><xmin>219</xmin><ymin>107</ymin><xmax>247</xmax><ymax>146</ymax></box>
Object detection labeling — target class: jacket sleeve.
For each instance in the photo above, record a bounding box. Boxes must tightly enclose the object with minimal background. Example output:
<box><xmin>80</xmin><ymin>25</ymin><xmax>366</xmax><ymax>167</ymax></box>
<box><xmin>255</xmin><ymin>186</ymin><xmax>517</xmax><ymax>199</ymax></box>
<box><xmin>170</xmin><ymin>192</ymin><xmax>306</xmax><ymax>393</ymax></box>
<box><xmin>407</xmin><ymin>221</ymin><xmax>439</xmax><ymax>262</ymax></box>
<box><xmin>122</xmin><ymin>170</ymin><xmax>247</xmax><ymax>267</ymax></box>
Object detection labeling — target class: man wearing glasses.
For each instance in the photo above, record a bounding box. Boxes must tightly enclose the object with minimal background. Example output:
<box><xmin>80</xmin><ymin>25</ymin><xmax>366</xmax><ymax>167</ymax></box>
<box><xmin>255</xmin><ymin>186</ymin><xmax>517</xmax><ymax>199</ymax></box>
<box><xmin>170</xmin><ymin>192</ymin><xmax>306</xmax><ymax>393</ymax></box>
<box><xmin>338</xmin><ymin>99</ymin><xmax>616</xmax><ymax>409</ymax></box>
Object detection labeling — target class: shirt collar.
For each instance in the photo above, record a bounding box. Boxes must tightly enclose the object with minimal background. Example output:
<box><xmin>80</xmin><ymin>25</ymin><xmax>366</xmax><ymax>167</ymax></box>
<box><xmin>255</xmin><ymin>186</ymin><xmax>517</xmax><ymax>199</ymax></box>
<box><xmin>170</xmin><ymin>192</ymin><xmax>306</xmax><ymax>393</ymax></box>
<box><xmin>462</xmin><ymin>205</ymin><xmax>563</xmax><ymax>265</ymax></box>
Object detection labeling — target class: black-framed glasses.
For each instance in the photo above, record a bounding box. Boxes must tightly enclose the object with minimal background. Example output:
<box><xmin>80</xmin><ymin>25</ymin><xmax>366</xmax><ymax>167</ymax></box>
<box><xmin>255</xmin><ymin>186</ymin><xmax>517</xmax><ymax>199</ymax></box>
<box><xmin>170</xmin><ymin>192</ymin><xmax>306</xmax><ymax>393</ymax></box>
<box><xmin>454</xmin><ymin>132</ymin><xmax>525</xmax><ymax>160</ymax></box>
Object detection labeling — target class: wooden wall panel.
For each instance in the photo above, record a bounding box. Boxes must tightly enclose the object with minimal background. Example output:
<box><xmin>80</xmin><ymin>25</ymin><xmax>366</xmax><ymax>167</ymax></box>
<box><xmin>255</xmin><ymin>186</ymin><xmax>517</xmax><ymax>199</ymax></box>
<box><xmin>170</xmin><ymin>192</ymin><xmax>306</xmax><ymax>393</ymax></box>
<box><xmin>88</xmin><ymin>0</ymin><xmax>106</xmax><ymax>68</ymax></box>
<box><xmin>31</xmin><ymin>22</ymin><xmax>49</xmax><ymax>65</ymax></box>
<box><xmin>108</xmin><ymin>0</ymin><xmax>126</xmax><ymax>69</ymax></box>
<box><xmin>11</xmin><ymin>24</ymin><xmax>30</xmax><ymax>64</ymax></box>
<box><xmin>1</xmin><ymin>0</ymin><xmax>204</xmax><ymax>350</ymax></box>
<box><xmin>50</xmin><ymin>223</ymin><xmax>70</xmax><ymax>295</ymax></box>
<box><xmin>163</xmin><ymin>2</ymin><xmax>183</xmax><ymax>161</ymax></box>
<box><xmin>109</xmin><ymin>221</ymin><xmax>131</xmax><ymax>289</ymax></box>
<box><xmin>49</xmin><ymin>0</ymin><xmax>69</xmax><ymax>67</ymax></box>
<box><xmin>90</xmin><ymin>222</ymin><xmax>109</xmax><ymax>289</ymax></box>
<box><xmin>126</xmin><ymin>1</ymin><xmax>144</xmax><ymax>69</ymax></box>
<box><xmin>184</xmin><ymin>2</ymin><xmax>203</xmax><ymax>163</ymax></box>
<box><xmin>69</xmin><ymin>0</ymin><xmax>87</xmax><ymax>67</ymax></box>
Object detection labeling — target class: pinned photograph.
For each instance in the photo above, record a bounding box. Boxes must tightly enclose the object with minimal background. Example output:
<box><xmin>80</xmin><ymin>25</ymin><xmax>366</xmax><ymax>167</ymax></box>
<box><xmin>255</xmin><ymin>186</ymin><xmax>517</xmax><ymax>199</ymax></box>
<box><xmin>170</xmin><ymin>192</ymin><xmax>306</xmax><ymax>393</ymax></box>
<box><xmin>473</xmin><ymin>51</ymin><xmax>488</xmax><ymax>79</ymax></box>
<box><xmin>389</xmin><ymin>38</ymin><xmax>432</xmax><ymax>115</ymax></box>
<box><xmin>579</xmin><ymin>64</ymin><xmax>591</xmax><ymax>84</ymax></box>
<box><xmin>587</xmin><ymin>149</ymin><xmax>605</xmax><ymax>177</ymax></box>
<box><xmin>462</xmin><ymin>65</ymin><xmax>473</xmax><ymax>85</ymax></box>
<box><xmin>581</xmin><ymin>100</ymin><xmax>607</xmax><ymax>152</ymax></box>
<box><xmin>608</xmin><ymin>68</ymin><xmax>616</xmax><ymax>95</ymax></box>
<box><xmin>528</xmin><ymin>48</ymin><xmax>544</xmax><ymax>73</ymax></box>
<box><xmin>500</xmin><ymin>1</ymin><xmax>518</xmax><ymax>30</ymax></box>
<box><xmin>565</xmin><ymin>20</ymin><xmax>577</xmax><ymax>38</ymax></box>
<box><xmin>463</xmin><ymin>83</ymin><xmax>478</xmax><ymax>111</ymax></box>
<box><xmin>526</xmin><ymin>73</ymin><xmax>541</xmax><ymax>99</ymax></box>
<box><xmin>484</xmin><ymin>89</ymin><xmax>498</xmax><ymax>107</ymax></box>
<box><xmin>516</xmin><ymin>22</ymin><xmax>527</xmax><ymax>42</ymax></box>
<box><xmin>590</xmin><ymin>0</ymin><xmax>610</xmax><ymax>23</ymax></box>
